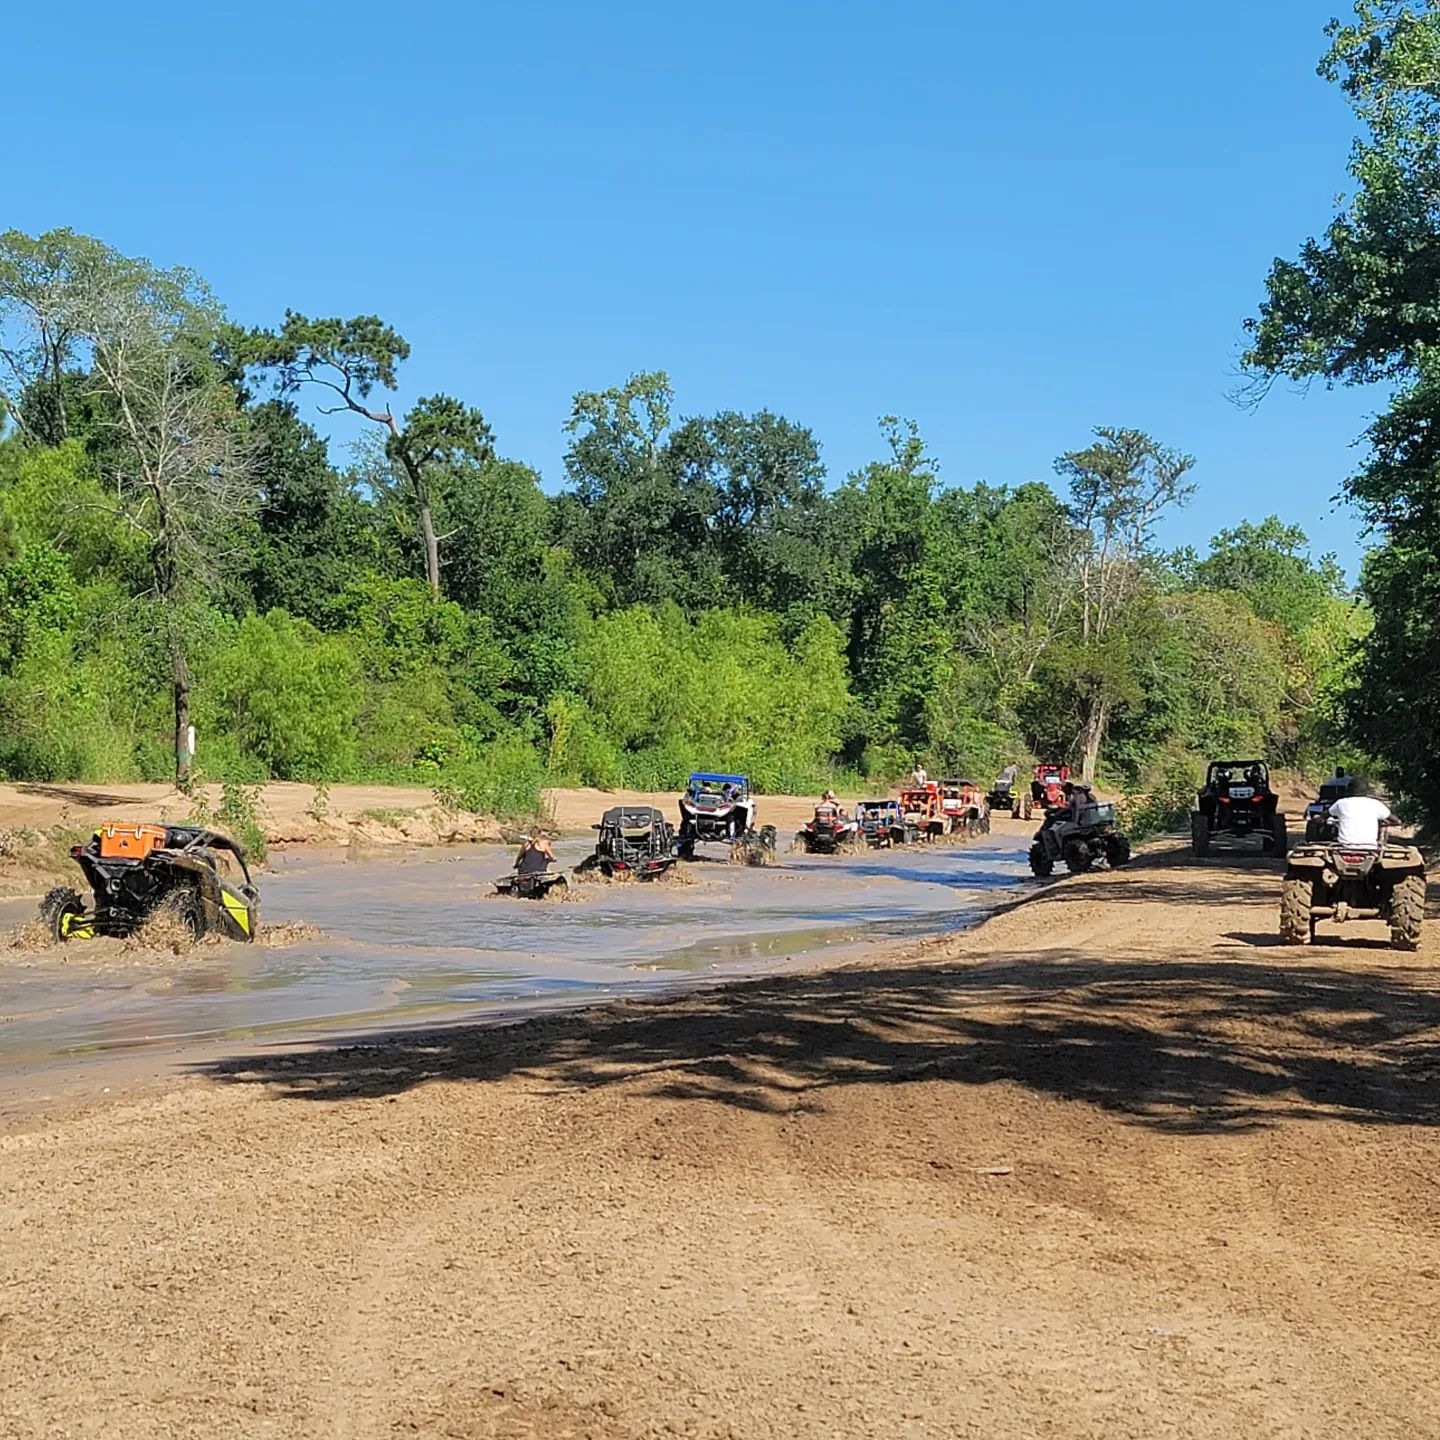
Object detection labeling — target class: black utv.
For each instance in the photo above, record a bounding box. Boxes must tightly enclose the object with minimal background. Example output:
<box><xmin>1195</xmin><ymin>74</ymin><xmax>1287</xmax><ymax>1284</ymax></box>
<box><xmin>581</xmin><ymin>805</ymin><xmax>678</xmax><ymax>879</ymax></box>
<box><xmin>1191</xmin><ymin>760</ymin><xmax>1287</xmax><ymax>856</ymax></box>
<box><xmin>40</xmin><ymin>823</ymin><xmax>261</xmax><ymax>942</ymax></box>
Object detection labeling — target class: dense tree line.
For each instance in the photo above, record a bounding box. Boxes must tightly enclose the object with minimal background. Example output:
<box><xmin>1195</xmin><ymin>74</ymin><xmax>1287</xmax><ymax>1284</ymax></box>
<box><xmin>0</xmin><ymin>229</ymin><xmax>1355</xmax><ymax>817</ymax></box>
<box><xmin>1245</xmin><ymin>0</ymin><xmax>1440</xmax><ymax>832</ymax></box>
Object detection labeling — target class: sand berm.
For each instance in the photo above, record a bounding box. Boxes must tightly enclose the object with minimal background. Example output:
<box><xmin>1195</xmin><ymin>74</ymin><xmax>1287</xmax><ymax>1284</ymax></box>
<box><xmin>2</xmin><ymin>839</ymin><xmax>1438</xmax><ymax>1439</ymax></box>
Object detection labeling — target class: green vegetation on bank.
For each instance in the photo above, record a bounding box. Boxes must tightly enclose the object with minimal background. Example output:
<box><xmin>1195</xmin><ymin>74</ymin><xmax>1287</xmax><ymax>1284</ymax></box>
<box><xmin>0</xmin><ymin>231</ymin><xmax>1366</xmax><ymax>825</ymax></box>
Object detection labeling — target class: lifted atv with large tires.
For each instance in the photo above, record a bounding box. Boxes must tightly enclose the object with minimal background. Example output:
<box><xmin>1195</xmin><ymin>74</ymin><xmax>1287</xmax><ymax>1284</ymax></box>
<box><xmin>40</xmin><ymin>823</ymin><xmax>260</xmax><ymax>943</ymax></box>
<box><xmin>1280</xmin><ymin>839</ymin><xmax>1426</xmax><ymax>950</ymax></box>
<box><xmin>1191</xmin><ymin>760</ymin><xmax>1287</xmax><ymax>857</ymax></box>
<box><xmin>794</xmin><ymin>802</ymin><xmax>860</xmax><ymax>856</ymax></box>
<box><xmin>1028</xmin><ymin>801</ymin><xmax>1131</xmax><ymax>878</ymax></box>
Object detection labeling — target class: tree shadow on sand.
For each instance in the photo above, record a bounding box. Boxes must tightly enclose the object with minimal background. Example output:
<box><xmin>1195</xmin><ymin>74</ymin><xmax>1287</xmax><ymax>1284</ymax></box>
<box><xmin>204</xmin><ymin>940</ymin><xmax>1440</xmax><ymax>1136</ymax></box>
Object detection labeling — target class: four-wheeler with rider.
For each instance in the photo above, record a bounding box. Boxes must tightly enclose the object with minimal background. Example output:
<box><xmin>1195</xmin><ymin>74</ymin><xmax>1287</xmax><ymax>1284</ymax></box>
<box><xmin>40</xmin><ymin>823</ymin><xmax>261</xmax><ymax>942</ymax></box>
<box><xmin>1281</xmin><ymin>828</ymin><xmax>1425</xmax><ymax>950</ymax></box>
<box><xmin>1028</xmin><ymin>791</ymin><xmax>1131</xmax><ymax>877</ymax></box>
<box><xmin>794</xmin><ymin>799</ymin><xmax>860</xmax><ymax>855</ymax></box>
<box><xmin>1191</xmin><ymin>760</ymin><xmax>1287</xmax><ymax>856</ymax></box>
<box><xmin>986</xmin><ymin>764</ymin><xmax>1027</xmax><ymax>820</ymax></box>
<box><xmin>580</xmin><ymin>805</ymin><xmax>678</xmax><ymax>879</ymax></box>
<box><xmin>495</xmin><ymin>831</ymin><xmax>571</xmax><ymax>899</ymax></box>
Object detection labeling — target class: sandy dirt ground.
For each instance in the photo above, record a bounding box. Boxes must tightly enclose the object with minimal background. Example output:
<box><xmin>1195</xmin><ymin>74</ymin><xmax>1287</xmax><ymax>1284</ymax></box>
<box><xmin>4</xmin><ymin>841</ymin><xmax>1439</xmax><ymax>1439</ymax></box>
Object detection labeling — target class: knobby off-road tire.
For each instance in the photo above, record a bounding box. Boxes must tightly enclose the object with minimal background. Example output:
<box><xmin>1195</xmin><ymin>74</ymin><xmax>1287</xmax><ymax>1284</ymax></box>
<box><xmin>1191</xmin><ymin>812</ymin><xmax>1210</xmax><ymax>857</ymax></box>
<box><xmin>1104</xmin><ymin>835</ymin><xmax>1132</xmax><ymax>869</ymax></box>
<box><xmin>1028</xmin><ymin>843</ymin><xmax>1054</xmax><ymax>878</ymax></box>
<box><xmin>1279</xmin><ymin>872</ymin><xmax>1316</xmax><ymax>946</ymax></box>
<box><xmin>160</xmin><ymin>884</ymin><xmax>208</xmax><ymax>940</ymax></box>
<box><xmin>1271</xmin><ymin>815</ymin><xmax>1289</xmax><ymax>857</ymax></box>
<box><xmin>1389</xmin><ymin>873</ymin><xmax>1425</xmax><ymax>951</ymax></box>
<box><xmin>1063</xmin><ymin>841</ymin><xmax>1094</xmax><ymax>875</ymax></box>
<box><xmin>40</xmin><ymin>885</ymin><xmax>85</xmax><ymax>943</ymax></box>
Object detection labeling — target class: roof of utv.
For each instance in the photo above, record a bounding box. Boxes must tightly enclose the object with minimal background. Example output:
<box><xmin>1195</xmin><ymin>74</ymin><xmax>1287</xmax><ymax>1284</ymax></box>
<box><xmin>598</xmin><ymin>805</ymin><xmax>665</xmax><ymax>828</ymax></box>
<box><xmin>688</xmin><ymin>772</ymin><xmax>747</xmax><ymax>786</ymax></box>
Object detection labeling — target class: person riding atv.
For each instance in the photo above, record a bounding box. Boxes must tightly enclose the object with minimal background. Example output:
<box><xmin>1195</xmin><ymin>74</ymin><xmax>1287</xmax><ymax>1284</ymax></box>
<box><xmin>1028</xmin><ymin>783</ymin><xmax>1131</xmax><ymax>877</ymax></box>
<box><xmin>495</xmin><ymin>831</ymin><xmax>570</xmax><ymax>899</ymax></box>
<box><xmin>1281</xmin><ymin>784</ymin><xmax>1425</xmax><ymax>949</ymax></box>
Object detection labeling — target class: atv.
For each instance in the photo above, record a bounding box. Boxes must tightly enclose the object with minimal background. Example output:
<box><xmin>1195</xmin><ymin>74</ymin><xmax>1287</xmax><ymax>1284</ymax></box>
<box><xmin>942</xmin><ymin>779</ymin><xmax>991</xmax><ymax>837</ymax></box>
<box><xmin>1303</xmin><ymin>772</ymin><xmax>1357</xmax><ymax>843</ymax></box>
<box><xmin>1029</xmin><ymin>763</ymin><xmax>1070</xmax><ymax>817</ymax></box>
<box><xmin>1191</xmin><ymin>760</ymin><xmax>1287</xmax><ymax>856</ymax></box>
<box><xmin>985</xmin><ymin>778</ymin><xmax>1026</xmax><ymax>821</ymax></box>
<box><xmin>856</xmin><ymin>798</ymin><xmax>917</xmax><ymax>848</ymax></box>
<box><xmin>580</xmin><ymin>805</ymin><xmax>677</xmax><ymax>879</ymax></box>
<box><xmin>794</xmin><ymin>802</ymin><xmax>860</xmax><ymax>856</ymax></box>
<box><xmin>901</xmin><ymin>784</ymin><xmax>948</xmax><ymax>842</ymax></box>
<box><xmin>1280</xmin><ymin>836</ymin><xmax>1426</xmax><ymax>950</ymax></box>
<box><xmin>1028</xmin><ymin>801</ymin><xmax>1131</xmax><ymax>878</ymax></box>
<box><xmin>494</xmin><ymin>868</ymin><xmax>571</xmax><ymax>900</ymax></box>
<box><xmin>677</xmin><ymin>772</ymin><xmax>757</xmax><ymax>860</ymax></box>
<box><xmin>40</xmin><ymin>823</ymin><xmax>261</xmax><ymax>943</ymax></box>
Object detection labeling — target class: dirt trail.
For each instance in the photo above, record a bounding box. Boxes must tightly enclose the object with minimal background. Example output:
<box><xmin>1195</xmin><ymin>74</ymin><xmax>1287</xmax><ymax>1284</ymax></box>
<box><xmin>3</xmin><ymin>842</ymin><xmax>1438</xmax><ymax>1439</ymax></box>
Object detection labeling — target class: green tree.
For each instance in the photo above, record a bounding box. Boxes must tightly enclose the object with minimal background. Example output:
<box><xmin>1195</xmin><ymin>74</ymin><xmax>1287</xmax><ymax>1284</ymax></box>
<box><xmin>1244</xmin><ymin>2</ymin><xmax>1440</xmax><ymax>821</ymax></box>
<box><xmin>1192</xmin><ymin>516</ymin><xmax>1345</xmax><ymax>634</ymax></box>
<box><xmin>230</xmin><ymin>313</ymin><xmax>492</xmax><ymax>593</ymax></box>
<box><xmin>1053</xmin><ymin>427</ymin><xmax>1195</xmax><ymax>780</ymax></box>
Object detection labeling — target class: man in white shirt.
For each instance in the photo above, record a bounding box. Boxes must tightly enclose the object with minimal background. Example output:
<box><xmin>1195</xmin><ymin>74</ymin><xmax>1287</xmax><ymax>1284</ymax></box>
<box><xmin>1327</xmin><ymin>791</ymin><xmax>1400</xmax><ymax>848</ymax></box>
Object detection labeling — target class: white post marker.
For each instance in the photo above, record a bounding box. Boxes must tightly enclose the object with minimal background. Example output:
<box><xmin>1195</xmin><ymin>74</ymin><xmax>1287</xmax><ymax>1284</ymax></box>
<box><xmin>186</xmin><ymin>724</ymin><xmax>196</xmax><ymax>758</ymax></box>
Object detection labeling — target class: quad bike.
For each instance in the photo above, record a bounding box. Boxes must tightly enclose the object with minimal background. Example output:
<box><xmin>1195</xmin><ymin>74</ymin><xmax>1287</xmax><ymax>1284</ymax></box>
<box><xmin>1028</xmin><ymin>802</ymin><xmax>1132</xmax><ymax>878</ymax></box>
<box><xmin>1280</xmin><ymin>836</ymin><xmax>1426</xmax><ymax>950</ymax></box>
<box><xmin>794</xmin><ymin>803</ymin><xmax>860</xmax><ymax>855</ymax></box>
<box><xmin>578</xmin><ymin>805</ymin><xmax>678</xmax><ymax>879</ymax></box>
<box><xmin>677</xmin><ymin>771</ymin><xmax>758</xmax><ymax>860</ymax></box>
<box><xmin>1191</xmin><ymin>759</ymin><xmax>1287</xmax><ymax>856</ymax></box>
<box><xmin>856</xmin><ymin>799</ymin><xmax>917</xmax><ymax>848</ymax></box>
<box><xmin>942</xmin><ymin>780</ymin><xmax>991</xmax><ymax>837</ymax></box>
<box><xmin>901</xmin><ymin>784</ymin><xmax>948</xmax><ymax>842</ymax></box>
<box><xmin>39</xmin><ymin>823</ymin><xmax>261</xmax><ymax>942</ymax></box>
<box><xmin>494</xmin><ymin>868</ymin><xmax>571</xmax><ymax>900</ymax></box>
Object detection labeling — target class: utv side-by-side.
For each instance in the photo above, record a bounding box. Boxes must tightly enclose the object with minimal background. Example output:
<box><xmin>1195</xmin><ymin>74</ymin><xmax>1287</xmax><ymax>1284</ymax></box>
<box><xmin>900</xmin><ymin>784</ymin><xmax>948</xmax><ymax>841</ymax></box>
<box><xmin>1191</xmin><ymin>760</ymin><xmax>1287</xmax><ymax>856</ymax></box>
<box><xmin>676</xmin><ymin>772</ymin><xmax>776</xmax><ymax>862</ymax></box>
<box><xmin>677</xmin><ymin>772</ymin><xmax>755</xmax><ymax>858</ymax></box>
<box><xmin>40</xmin><ymin>823</ymin><xmax>261</xmax><ymax>942</ymax></box>
<box><xmin>581</xmin><ymin>805</ymin><xmax>678</xmax><ymax>878</ymax></box>
<box><xmin>941</xmin><ymin>780</ymin><xmax>991</xmax><ymax>836</ymax></box>
<box><xmin>857</xmin><ymin>799</ymin><xmax>917</xmax><ymax>848</ymax></box>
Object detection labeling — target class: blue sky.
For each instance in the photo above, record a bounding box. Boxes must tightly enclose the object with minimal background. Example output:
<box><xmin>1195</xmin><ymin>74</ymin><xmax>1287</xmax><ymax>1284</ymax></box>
<box><xmin>7</xmin><ymin>1</ymin><xmax>1380</xmax><ymax>576</ymax></box>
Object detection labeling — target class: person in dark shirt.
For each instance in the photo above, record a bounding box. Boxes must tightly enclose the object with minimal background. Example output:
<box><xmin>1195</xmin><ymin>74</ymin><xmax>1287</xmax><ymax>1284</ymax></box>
<box><xmin>515</xmin><ymin>831</ymin><xmax>555</xmax><ymax>876</ymax></box>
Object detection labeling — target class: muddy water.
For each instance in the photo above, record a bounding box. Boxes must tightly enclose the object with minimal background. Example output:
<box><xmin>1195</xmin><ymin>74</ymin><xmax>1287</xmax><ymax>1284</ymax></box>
<box><xmin>0</xmin><ymin>833</ymin><xmax>1028</xmax><ymax>1075</ymax></box>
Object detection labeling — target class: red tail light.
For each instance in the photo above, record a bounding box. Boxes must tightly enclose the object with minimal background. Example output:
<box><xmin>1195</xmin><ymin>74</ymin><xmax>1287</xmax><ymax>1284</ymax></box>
<box><xmin>1339</xmin><ymin>852</ymin><xmax>1367</xmax><ymax>864</ymax></box>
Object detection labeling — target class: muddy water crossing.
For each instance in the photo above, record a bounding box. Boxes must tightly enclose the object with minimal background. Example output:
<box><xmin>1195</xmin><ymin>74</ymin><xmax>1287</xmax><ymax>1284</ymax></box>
<box><xmin>0</xmin><ymin>832</ymin><xmax>1028</xmax><ymax>1079</ymax></box>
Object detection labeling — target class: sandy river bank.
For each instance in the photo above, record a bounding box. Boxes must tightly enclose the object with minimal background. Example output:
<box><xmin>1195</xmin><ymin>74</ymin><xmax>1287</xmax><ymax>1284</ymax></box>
<box><xmin>3</xmin><ymin>840</ymin><xmax>1439</xmax><ymax>1438</ymax></box>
